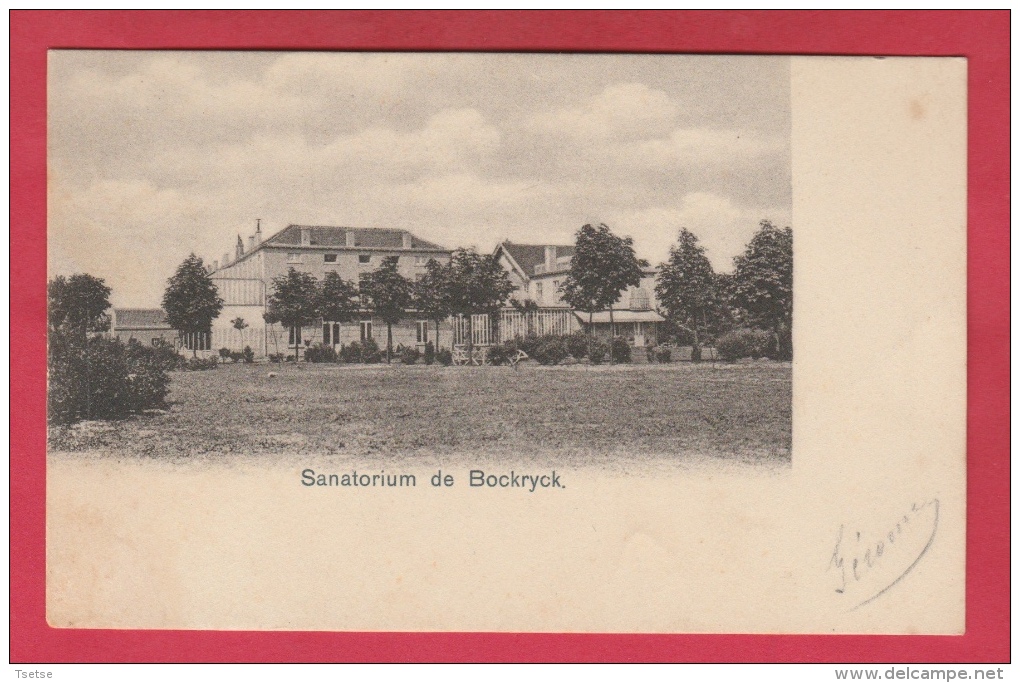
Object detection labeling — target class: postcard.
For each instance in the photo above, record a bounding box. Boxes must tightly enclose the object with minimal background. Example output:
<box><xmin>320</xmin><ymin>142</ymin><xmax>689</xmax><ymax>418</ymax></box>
<box><xmin>45</xmin><ymin>52</ymin><xmax>965</xmax><ymax>633</ymax></box>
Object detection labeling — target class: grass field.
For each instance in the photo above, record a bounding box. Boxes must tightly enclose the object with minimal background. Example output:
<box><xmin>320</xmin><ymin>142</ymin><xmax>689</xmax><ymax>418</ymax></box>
<box><xmin>49</xmin><ymin>361</ymin><xmax>792</xmax><ymax>466</ymax></box>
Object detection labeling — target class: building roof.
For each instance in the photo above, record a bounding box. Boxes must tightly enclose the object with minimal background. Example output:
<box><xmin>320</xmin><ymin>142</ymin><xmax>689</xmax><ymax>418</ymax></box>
<box><xmin>498</xmin><ymin>242</ymin><xmax>575</xmax><ymax>278</ymax></box>
<box><xmin>585</xmin><ymin>310</ymin><xmax>665</xmax><ymax>324</ymax></box>
<box><xmin>113</xmin><ymin>308</ymin><xmax>171</xmax><ymax>330</ymax></box>
<box><xmin>265</xmin><ymin>225</ymin><xmax>448</xmax><ymax>251</ymax></box>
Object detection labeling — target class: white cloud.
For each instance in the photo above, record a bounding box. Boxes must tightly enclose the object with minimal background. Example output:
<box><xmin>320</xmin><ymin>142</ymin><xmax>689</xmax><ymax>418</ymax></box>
<box><xmin>607</xmin><ymin>193</ymin><xmax>791</xmax><ymax>272</ymax></box>
<box><xmin>527</xmin><ymin>82</ymin><xmax>678</xmax><ymax>141</ymax></box>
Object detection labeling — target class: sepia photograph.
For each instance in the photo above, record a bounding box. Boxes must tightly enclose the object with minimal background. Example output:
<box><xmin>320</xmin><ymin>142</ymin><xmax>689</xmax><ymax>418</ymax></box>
<box><xmin>44</xmin><ymin>50</ymin><xmax>964</xmax><ymax>634</ymax></box>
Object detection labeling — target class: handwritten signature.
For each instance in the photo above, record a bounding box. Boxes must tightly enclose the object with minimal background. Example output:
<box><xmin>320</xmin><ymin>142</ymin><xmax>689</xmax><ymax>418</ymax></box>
<box><xmin>829</xmin><ymin>499</ymin><xmax>940</xmax><ymax>611</ymax></box>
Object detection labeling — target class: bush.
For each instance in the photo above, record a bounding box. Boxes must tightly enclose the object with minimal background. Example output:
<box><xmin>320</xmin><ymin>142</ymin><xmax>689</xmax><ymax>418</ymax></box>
<box><xmin>423</xmin><ymin>341</ymin><xmax>436</xmax><ymax>365</ymax></box>
<box><xmin>144</xmin><ymin>339</ymin><xmax>185</xmax><ymax>372</ymax></box>
<box><xmin>716</xmin><ymin>328</ymin><xmax>775</xmax><ymax>362</ymax></box>
<box><xmin>361</xmin><ymin>338</ymin><xmax>383</xmax><ymax>364</ymax></box>
<box><xmin>656</xmin><ymin>346</ymin><xmax>672</xmax><ymax>363</ymax></box>
<box><xmin>339</xmin><ymin>342</ymin><xmax>360</xmax><ymax>364</ymax></box>
<box><xmin>610</xmin><ymin>337</ymin><xmax>631</xmax><ymax>363</ymax></box>
<box><xmin>184</xmin><ymin>355</ymin><xmax>218</xmax><ymax>371</ymax></box>
<box><xmin>532</xmin><ymin>336</ymin><xmax>569</xmax><ymax>365</ymax></box>
<box><xmin>589</xmin><ymin>340</ymin><xmax>608</xmax><ymax>365</ymax></box>
<box><xmin>242</xmin><ymin>346</ymin><xmax>255</xmax><ymax>364</ymax></box>
<box><xmin>218</xmin><ymin>347</ymin><xmax>232</xmax><ymax>361</ymax></box>
<box><xmin>400</xmin><ymin>346</ymin><xmax>421</xmax><ymax>365</ymax></box>
<box><xmin>268</xmin><ymin>353</ymin><xmax>284</xmax><ymax>363</ymax></box>
<box><xmin>564</xmin><ymin>331</ymin><xmax>589</xmax><ymax>359</ymax></box>
<box><xmin>305</xmin><ymin>343</ymin><xmax>338</xmax><ymax>363</ymax></box>
<box><xmin>436</xmin><ymin>348</ymin><xmax>453</xmax><ymax>366</ymax></box>
<box><xmin>48</xmin><ymin>336</ymin><xmax>171</xmax><ymax>425</ymax></box>
<box><xmin>515</xmin><ymin>334</ymin><xmax>542</xmax><ymax>359</ymax></box>
<box><xmin>485</xmin><ymin>342</ymin><xmax>513</xmax><ymax>366</ymax></box>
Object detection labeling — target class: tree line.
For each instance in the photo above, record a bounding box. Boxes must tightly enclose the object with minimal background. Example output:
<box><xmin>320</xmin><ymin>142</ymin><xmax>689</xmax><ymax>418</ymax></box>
<box><xmin>155</xmin><ymin>219</ymin><xmax>792</xmax><ymax>363</ymax></box>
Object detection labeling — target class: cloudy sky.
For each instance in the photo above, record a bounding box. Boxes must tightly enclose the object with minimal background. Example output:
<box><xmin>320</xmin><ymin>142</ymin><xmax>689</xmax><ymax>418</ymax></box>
<box><xmin>49</xmin><ymin>51</ymin><xmax>791</xmax><ymax>307</ymax></box>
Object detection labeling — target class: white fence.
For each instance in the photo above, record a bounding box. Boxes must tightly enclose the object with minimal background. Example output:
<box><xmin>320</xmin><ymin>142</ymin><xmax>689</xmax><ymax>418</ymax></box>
<box><xmin>453</xmin><ymin>309</ymin><xmax>580</xmax><ymax>347</ymax></box>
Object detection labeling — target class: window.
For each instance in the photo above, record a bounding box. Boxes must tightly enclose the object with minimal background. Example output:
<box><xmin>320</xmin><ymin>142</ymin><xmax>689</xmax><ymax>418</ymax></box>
<box><xmin>152</xmin><ymin>337</ymin><xmax>161</xmax><ymax>346</ymax></box>
<box><xmin>322</xmin><ymin>322</ymin><xmax>341</xmax><ymax>345</ymax></box>
<box><xmin>359</xmin><ymin>254</ymin><xmax>371</xmax><ymax>264</ymax></box>
<box><xmin>287</xmin><ymin>253</ymin><xmax>303</xmax><ymax>264</ymax></box>
<box><xmin>323</xmin><ymin>323</ymin><xmax>331</xmax><ymax>345</ymax></box>
<box><xmin>289</xmin><ymin>326</ymin><xmax>302</xmax><ymax>346</ymax></box>
<box><xmin>324</xmin><ymin>254</ymin><xmax>337</xmax><ymax>263</ymax></box>
<box><xmin>360</xmin><ymin>320</ymin><xmax>373</xmax><ymax>341</ymax></box>
<box><xmin>416</xmin><ymin>321</ymin><xmax>429</xmax><ymax>344</ymax></box>
<box><xmin>414</xmin><ymin>255</ymin><xmax>430</xmax><ymax>266</ymax></box>
<box><xmin>535</xmin><ymin>282</ymin><xmax>543</xmax><ymax>300</ymax></box>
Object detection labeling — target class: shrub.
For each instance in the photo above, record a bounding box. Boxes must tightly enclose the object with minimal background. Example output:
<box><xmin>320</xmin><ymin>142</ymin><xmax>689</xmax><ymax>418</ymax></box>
<box><xmin>268</xmin><ymin>353</ymin><xmax>284</xmax><ymax>363</ymax></box>
<box><xmin>656</xmin><ymin>346</ymin><xmax>672</xmax><ymax>363</ymax></box>
<box><xmin>400</xmin><ymin>346</ymin><xmax>421</xmax><ymax>365</ymax></box>
<box><xmin>305</xmin><ymin>343</ymin><xmax>338</xmax><ymax>363</ymax></box>
<box><xmin>218</xmin><ymin>347</ymin><xmax>232</xmax><ymax>361</ymax></box>
<box><xmin>361</xmin><ymin>338</ymin><xmax>383</xmax><ymax>364</ymax></box>
<box><xmin>588</xmin><ymin>340</ymin><xmax>608</xmax><ymax>365</ymax></box>
<box><xmin>610</xmin><ymin>337</ymin><xmax>631</xmax><ymax>363</ymax></box>
<box><xmin>564</xmin><ymin>331</ymin><xmax>589</xmax><ymax>359</ymax></box>
<box><xmin>645</xmin><ymin>345</ymin><xmax>657</xmax><ymax>363</ymax></box>
<box><xmin>184</xmin><ymin>356</ymin><xmax>218</xmax><ymax>371</ymax></box>
<box><xmin>242</xmin><ymin>346</ymin><xmax>255</xmax><ymax>364</ymax></box>
<box><xmin>532</xmin><ymin>336</ymin><xmax>568</xmax><ymax>365</ymax></box>
<box><xmin>485</xmin><ymin>342</ymin><xmax>512</xmax><ymax>366</ymax></box>
<box><xmin>144</xmin><ymin>339</ymin><xmax>185</xmax><ymax>372</ymax></box>
<box><xmin>339</xmin><ymin>342</ymin><xmax>360</xmax><ymax>364</ymax></box>
<box><xmin>423</xmin><ymin>341</ymin><xmax>436</xmax><ymax>365</ymax></box>
<box><xmin>716</xmin><ymin>328</ymin><xmax>775</xmax><ymax>362</ymax></box>
<box><xmin>48</xmin><ymin>337</ymin><xmax>171</xmax><ymax>425</ymax></box>
<box><xmin>515</xmin><ymin>334</ymin><xmax>542</xmax><ymax>359</ymax></box>
<box><xmin>436</xmin><ymin>348</ymin><xmax>453</xmax><ymax>366</ymax></box>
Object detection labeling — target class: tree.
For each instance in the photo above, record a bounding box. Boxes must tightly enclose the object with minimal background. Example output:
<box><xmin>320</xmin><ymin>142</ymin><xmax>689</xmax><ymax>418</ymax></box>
<box><xmin>561</xmin><ymin>223</ymin><xmax>645</xmax><ymax>363</ymax></box>
<box><xmin>162</xmin><ymin>254</ymin><xmax>224</xmax><ymax>356</ymax></box>
<box><xmin>730</xmin><ymin>220</ymin><xmax>793</xmax><ymax>360</ymax></box>
<box><xmin>231</xmin><ymin>317</ymin><xmax>249</xmax><ymax>331</ymax></box>
<box><xmin>446</xmin><ymin>248</ymin><xmax>515</xmax><ymax>361</ymax></box>
<box><xmin>264</xmin><ymin>268</ymin><xmax>320</xmax><ymax>362</ymax></box>
<box><xmin>655</xmin><ymin>228</ymin><xmax>717</xmax><ymax>359</ymax></box>
<box><xmin>360</xmin><ymin>256</ymin><xmax>413</xmax><ymax>364</ymax></box>
<box><xmin>317</xmin><ymin>271</ymin><xmax>361</xmax><ymax>328</ymax></box>
<box><xmin>48</xmin><ymin>273</ymin><xmax>112</xmax><ymax>343</ymax></box>
<box><xmin>413</xmin><ymin>258</ymin><xmax>452</xmax><ymax>351</ymax></box>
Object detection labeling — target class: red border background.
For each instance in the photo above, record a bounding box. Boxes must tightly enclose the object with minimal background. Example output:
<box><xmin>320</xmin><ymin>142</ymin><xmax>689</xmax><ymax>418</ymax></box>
<box><xmin>10</xmin><ymin>10</ymin><xmax>1009</xmax><ymax>663</ymax></box>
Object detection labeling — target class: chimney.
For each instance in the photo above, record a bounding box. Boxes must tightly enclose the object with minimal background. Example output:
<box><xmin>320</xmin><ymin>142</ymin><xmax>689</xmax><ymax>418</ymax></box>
<box><xmin>222</xmin><ymin>253</ymin><xmax>230</xmax><ymax>268</ymax></box>
<box><xmin>235</xmin><ymin>235</ymin><xmax>245</xmax><ymax>260</ymax></box>
<box><xmin>300</xmin><ymin>228</ymin><xmax>311</xmax><ymax>246</ymax></box>
<box><xmin>544</xmin><ymin>245</ymin><xmax>557</xmax><ymax>270</ymax></box>
<box><xmin>248</xmin><ymin>235</ymin><xmax>255</xmax><ymax>252</ymax></box>
<box><xmin>345</xmin><ymin>230</ymin><xmax>356</xmax><ymax>247</ymax></box>
<box><xmin>254</xmin><ymin>219</ymin><xmax>262</xmax><ymax>245</ymax></box>
<box><xmin>402</xmin><ymin>232</ymin><xmax>412</xmax><ymax>249</ymax></box>
<box><xmin>212</xmin><ymin>260</ymin><xmax>219</xmax><ymax>271</ymax></box>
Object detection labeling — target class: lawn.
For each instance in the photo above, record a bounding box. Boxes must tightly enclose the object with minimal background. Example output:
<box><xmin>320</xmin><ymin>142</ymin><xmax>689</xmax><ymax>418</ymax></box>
<box><xmin>49</xmin><ymin>361</ymin><xmax>792</xmax><ymax>466</ymax></box>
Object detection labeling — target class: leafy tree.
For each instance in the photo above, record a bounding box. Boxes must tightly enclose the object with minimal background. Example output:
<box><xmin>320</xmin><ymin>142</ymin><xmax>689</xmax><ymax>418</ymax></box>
<box><xmin>413</xmin><ymin>258</ymin><xmax>452</xmax><ymax>351</ymax></box>
<box><xmin>730</xmin><ymin>220</ymin><xmax>793</xmax><ymax>360</ymax></box>
<box><xmin>446</xmin><ymin>248</ymin><xmax>515</xmax><ymax>360</ymax></box>
<box><xmin>655</xmin><ymin>228</ymin><xmax>717</xmax><ymax>359</ymax></box>
<box><xmin>162</xmin><ymin>254</ymin><xmax>224</xmax><ymax>356</ymax></box>
<box><xmin>560</xmin><ymin>223</ymin><xmax>645</xmax><ymax>362</ymax></box>
<box><xmin>360</xmin><ymin>256</ymin><xmax>413</xmax><ymax>364</ymax></box>
<box><xmin>47</xmin><ymin>273</ymin><xmax>112</xmax><ymax>342</ymax></box>
<box><xmin>264</xmin><ymin>268</ymin><xmax>320</xmax><ymax>362</ymax></box>
<box><xmin>318</xmin><ymin>271</ymin><xmax>361</xmax><ymax>327</ymax></box>
<box><xmin>231</xmin><ymin>317</ymin><xmax>249</xmax><ymax>331</ymax></box>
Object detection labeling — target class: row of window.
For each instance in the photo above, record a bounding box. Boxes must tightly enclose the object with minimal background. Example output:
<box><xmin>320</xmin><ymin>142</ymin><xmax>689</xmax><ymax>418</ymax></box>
<box><xmin>287</xmin><ymin>253</ymin><xmax>433</xmax><ymax>266</ymax></box>
<box><xmin>290</xmin><ymin>321</ymin><xmax>431</xmax><ymax>347</ymax></box>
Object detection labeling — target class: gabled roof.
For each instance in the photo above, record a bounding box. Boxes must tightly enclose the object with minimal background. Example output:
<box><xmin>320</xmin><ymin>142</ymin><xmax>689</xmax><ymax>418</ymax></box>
<box><xmin>113</xmin><ymin>308</ymin><xmax>171</xmax><ymax>329</ymax></box>
<box><xmin>497</xmin><ymin>241</ymin><xmax>575</xmax><ymax>279</ymax></box>
<box><xmin>265</xmin><ymin>225</ymin><xmax>448</xmax><ymax>251</ymax></box>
